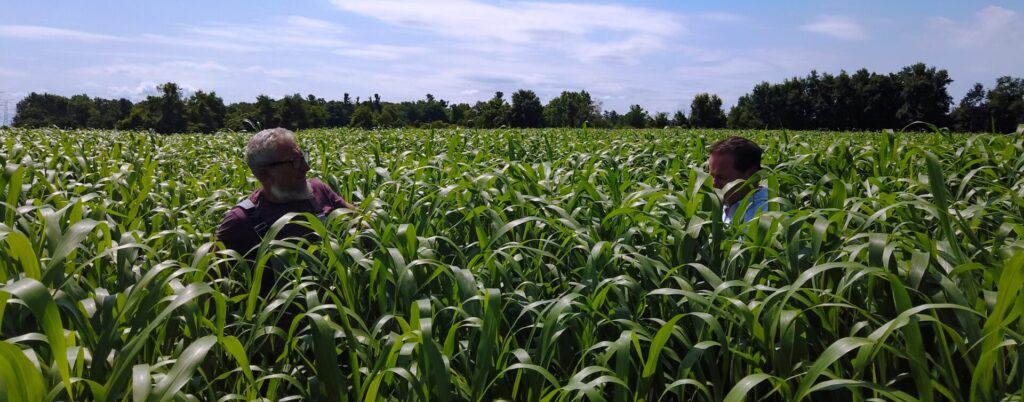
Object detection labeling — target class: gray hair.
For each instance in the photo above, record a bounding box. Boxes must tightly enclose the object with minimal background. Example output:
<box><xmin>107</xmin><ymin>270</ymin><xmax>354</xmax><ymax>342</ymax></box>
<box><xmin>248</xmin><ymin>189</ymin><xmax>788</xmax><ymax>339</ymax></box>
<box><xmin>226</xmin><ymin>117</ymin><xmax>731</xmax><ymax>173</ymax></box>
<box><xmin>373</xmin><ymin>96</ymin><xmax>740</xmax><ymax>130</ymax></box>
<box><xmin>245</xmin><ymin>128</ymin><xmax>296</xmax><ymax>169</ymax></box>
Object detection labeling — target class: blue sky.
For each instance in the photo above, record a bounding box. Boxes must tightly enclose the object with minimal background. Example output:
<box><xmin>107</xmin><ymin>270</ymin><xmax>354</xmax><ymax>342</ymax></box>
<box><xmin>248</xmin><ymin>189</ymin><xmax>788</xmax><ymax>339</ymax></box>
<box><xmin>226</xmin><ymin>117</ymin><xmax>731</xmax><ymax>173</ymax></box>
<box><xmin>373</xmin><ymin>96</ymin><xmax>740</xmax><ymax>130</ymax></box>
<box><xmin>1</xmin><ymin>1</ymin><xmax>1022</xmax><ymax>124</ymax></box>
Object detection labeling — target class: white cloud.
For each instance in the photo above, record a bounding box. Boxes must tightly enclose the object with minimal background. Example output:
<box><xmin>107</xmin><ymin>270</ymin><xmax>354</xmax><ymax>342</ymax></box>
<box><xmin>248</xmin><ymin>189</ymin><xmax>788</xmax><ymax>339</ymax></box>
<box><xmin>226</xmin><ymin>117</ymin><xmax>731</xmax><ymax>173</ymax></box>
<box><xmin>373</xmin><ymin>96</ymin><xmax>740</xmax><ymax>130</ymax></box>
<box><xmin>107</xmin><ymin>81</ymin><xmax>162</xmax><ymax>99</ymax></box>
<box><xmin>693</xmin><ymin>12</ymin><xmax>750</xmax><ymax>23</ymax></box>
<box><xmin>334</xmin><ymin>44</ymin><xmax>428</xmax><ymax>61</ymax></box>
<box><xmin>0</xmin><ymin>16</ymin><xmax>353</xmax><ymax>53</ymax></box>
<box><xmin>567</xmin><ymin>35</ymin><xmax>665</xmax><ymax>64</ymax></box>
<box><xmin>0</xmin><ymin>67</ymin><xmax>25</xmax><ymax>77</ymax></box>
<box><xmin>71</xmin><ymin>61</ymin><xmax>230</xmax><ymax>100</ymax></box>
<box><xmin>0</xmin><ymin>25</ymin><xmax>121</xmax><ymax>42</ymax></box>
<box><xmin>929</xmin><ymin>6</ymin><xmax>1022</xmax><ymax>48</ymax></box>
<box><xmin>77</xmin><ymin>61</ymin><xmax>229</xmax><ymax>77</ymax></box>
<box><xmin>242</xmin><ymin>66</ymin><xmax>302</xmax><ymax>79</ymax></box>
<box><xmin>282</xmin><ymin>16</ymin><xmax>344</xmax><ymax>33</ymax></box>
<box><xmin>675</xmin><ymin>58</ymin><xmax>776</xmax><ymax>78</ymax></box>
<box><xmin>799</xmin><ymin>15</ymin><xmax>867</xmax><ymax>40</ymax></box>
<box><xmin>180</xmin><ymin>17</ymin><xmax>350</xmax><ymax>50</ymax></box>
<box><xmin>141</xmin><ymin>34</ymin><xmax>262</xmax><ymax>52</ymax></box>
<box><xmin>329</xmin><ymin>0</ymin><xmax>684</xmax><ymax>63</ymax></box>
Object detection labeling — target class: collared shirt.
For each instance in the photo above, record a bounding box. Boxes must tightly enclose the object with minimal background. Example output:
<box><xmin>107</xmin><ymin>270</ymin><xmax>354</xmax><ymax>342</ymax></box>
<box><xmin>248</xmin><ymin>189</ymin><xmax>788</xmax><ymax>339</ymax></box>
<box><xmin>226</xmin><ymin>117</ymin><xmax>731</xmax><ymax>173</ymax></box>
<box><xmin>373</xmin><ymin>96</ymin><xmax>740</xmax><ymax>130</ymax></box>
<box><xmin>216</xmin><ymin>178</ymin><xmax>350</xmax><ymax>257</ymax></box>
<box><xmin>723</xmin><ymin>186</ymin><xmax>768</xmax><ymax>224</ymax></box>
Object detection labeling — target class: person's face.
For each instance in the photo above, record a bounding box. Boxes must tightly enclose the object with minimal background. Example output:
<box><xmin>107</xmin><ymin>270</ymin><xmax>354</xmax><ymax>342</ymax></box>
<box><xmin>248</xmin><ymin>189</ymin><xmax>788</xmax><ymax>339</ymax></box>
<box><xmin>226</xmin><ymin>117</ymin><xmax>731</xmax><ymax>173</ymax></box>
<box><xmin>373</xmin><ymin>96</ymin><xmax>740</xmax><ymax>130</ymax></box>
<box><xmin>258</xmin><ymin>141</ymin><xmax>311</xmax><ymax>200</ymax></box>
<box><xmin>709</xmin><ymin>152</ymin><xmax>755</xmax><ymax>204</ymax></box>
<box><xmin>709</xmin><ymin>152</ymin><xmax>748</xmax><ymax>189</ymax></box>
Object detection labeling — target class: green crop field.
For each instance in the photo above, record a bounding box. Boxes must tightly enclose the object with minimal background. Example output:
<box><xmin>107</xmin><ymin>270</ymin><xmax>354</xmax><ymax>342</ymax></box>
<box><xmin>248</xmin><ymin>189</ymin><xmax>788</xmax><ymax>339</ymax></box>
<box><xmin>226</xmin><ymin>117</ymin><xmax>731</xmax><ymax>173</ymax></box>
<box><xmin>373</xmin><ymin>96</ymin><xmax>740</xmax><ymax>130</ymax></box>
<box><xmin>0</xmin><ymin>127</ymin><xmax>1022</xmax><ymax>401</ymax></box>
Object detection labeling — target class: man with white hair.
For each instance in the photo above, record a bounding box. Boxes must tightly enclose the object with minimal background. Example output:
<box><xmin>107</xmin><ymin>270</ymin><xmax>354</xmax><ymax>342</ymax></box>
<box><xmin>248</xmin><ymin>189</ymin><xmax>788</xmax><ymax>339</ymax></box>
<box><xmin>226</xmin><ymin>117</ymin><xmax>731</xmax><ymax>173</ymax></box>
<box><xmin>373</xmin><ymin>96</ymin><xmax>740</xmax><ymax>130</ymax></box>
<box><xmin>217</xmin><ymin>127</ymin><xmax>355</xmax><ymax>256</ymax></box>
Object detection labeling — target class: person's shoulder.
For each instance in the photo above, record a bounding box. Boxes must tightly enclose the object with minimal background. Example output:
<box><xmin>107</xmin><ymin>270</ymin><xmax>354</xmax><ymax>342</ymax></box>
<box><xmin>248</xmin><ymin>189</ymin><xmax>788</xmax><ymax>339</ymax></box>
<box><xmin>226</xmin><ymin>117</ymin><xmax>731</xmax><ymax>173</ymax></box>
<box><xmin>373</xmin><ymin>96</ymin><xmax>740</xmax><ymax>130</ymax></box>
<box><xmin>219</xmin><ymin>204</ymin><xmax>250</xmax><ymax>229</ymax></box>
<box><xmin>308</xmin><ymin>178</ymin><xmax>329</xmax><ymax>189</ymax></box>
<box><xmin>219</xmin><ymin>193</ymin><xmax>258</xmax><ymax>227</ymax></box>
<box><xmin>309</xmin><ymin>178</ymin><xmax>341</xmax><ymax>196</ymax></box>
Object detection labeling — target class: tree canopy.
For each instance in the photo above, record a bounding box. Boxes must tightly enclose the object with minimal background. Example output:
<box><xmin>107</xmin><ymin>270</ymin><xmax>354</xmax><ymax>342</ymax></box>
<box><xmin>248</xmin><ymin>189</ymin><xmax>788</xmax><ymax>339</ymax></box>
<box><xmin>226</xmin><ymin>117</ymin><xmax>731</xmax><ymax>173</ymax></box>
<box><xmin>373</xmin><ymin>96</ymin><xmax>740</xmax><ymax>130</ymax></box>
<box><xmin>12</xmin><ymin>65</ymin><xmax>1024</xmax><ymax>133</ymax></box>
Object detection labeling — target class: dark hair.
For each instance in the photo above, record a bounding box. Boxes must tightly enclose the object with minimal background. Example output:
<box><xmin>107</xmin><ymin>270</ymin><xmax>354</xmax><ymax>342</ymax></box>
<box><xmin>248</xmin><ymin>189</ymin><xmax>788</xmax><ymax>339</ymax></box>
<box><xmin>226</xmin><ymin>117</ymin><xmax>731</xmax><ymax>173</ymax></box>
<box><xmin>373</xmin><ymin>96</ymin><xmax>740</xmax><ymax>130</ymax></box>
<box><xmin>709</xmin><ymin>136</ymin><xmax>762</xmax><ymax>172</ymax></box>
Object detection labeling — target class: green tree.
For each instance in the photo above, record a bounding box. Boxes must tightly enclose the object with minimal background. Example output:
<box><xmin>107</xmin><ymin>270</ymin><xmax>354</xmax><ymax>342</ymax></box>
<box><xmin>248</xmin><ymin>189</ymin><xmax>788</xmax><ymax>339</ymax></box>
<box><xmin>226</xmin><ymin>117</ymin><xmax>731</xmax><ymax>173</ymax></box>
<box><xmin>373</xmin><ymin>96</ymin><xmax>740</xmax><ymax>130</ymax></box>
<box><xmin>418</xmin><ymin>94</ymin><xmax>449</xmax><ymax>126</ymax></box>
<box><xmin>510</xmin><ymin>89</ymin><xmax>544</xmax><ymax>128</ymax></box>
<box><xmin>602</xmin><ymin>110</ymin><xmax>622</xmax><ymax>128</ymax></box>
<box><xmin>690</xmin><ymin>93</ymin><xmax>726</xmax><ymax>128</ymax></box>
<box><xmin>986</xmin><ymin>76</ymin><xmax>1024</xmax><ymax>133</ymax></box>
<box><xmin>349</xmin><ymin>104</ymin><xmax>374</xmax><ymax>129</ymax></box>
<box><xmin>951</xmin><ymin>83</ymin><xmax>990</xmax><ymax>132</ymax></box>
<box><xmin>276</xmin><ymin>94</ymin><xmax>309</xmax><ymax>130</ymax></box>
<box><xmin>67</xmin><ymin>94</ymin><xmax>95</xmax><ymax>128</ymax></box>
<box><xmin>325</xmin><ymin>93</ymin><xmax>354</xmax><ymax>127</ymax></box>
<box><xmin>185</xmin><ymin>90</ymin><xmax>226</xmax><ymax>133</ymax></box>
<box><xmin>727</xmin><ymin>98</ymin><xmax>763</xmax><ymax>129</ymax></box>
<box><xmin>448</xmin><ymin>103</ymin><xmax>473</xmax><ymax>126</ymax></box>
<box><xmin>224</xmin><ymin>102</ymin><xmax>257</xmax><ymax>131</ymax></box>
<box><xmin>474</xmin><ymin>92</ymin><xmax>511</xmax><ymax>128</ymax></box>
<box><xmin>13</xmin><ymin>93</ymin><xmax>70</xmax><ymax>128</ymax></box>
<box><xmin>623</xmin><ymin>104</ymin><xmax>649</xmax><ymax>128</ymax></box>
<box><xmin>305</xmin><ymin>94</ymin><xmax>328</xmax><ymax>128</ymax></box>
<box><xmin>893</xmin><ymin>63</ymin><xmax>952</xmax><ymax>127</ymax></box>
<box><xmin>543</xmin><ymin>90</ymin><xmax>599</xmax><ymax>127</ymax></box>
<box><xmin>652</xmin><ymin>112</ymin><xmax>669</xmax><ymax>128</ymax></box>
<box><xmin>152</xmin><ymin>82</ymin><xmax>187</xmax><ymax>133</ymax></box>
<box><xmin>850</xmin><ymin>68</ymin><xmax>900</xmax><ymax>130</ymax></box>
<box><xmin>671</xmin><ymin>110</ymin><xmax>689</xmax><ymax>128</ymax></box>
<box><xmin>254</xmin><ymin>95</ymin><xmax>277</xmax><ymax>129</ymax></box>
<box><xmin>89</xmin><ymin>98</ymin><xmax>133</xmax><ymax>129</ymax></box>
<box><xmin>117</xmin><ymin>99</ymin><xmax>159</xmax><ymax>130</ymax></box>
<box><xmin>375</xmin><ymin>103</ymin><xmax>407</xmax><ymax>128</ymax></box>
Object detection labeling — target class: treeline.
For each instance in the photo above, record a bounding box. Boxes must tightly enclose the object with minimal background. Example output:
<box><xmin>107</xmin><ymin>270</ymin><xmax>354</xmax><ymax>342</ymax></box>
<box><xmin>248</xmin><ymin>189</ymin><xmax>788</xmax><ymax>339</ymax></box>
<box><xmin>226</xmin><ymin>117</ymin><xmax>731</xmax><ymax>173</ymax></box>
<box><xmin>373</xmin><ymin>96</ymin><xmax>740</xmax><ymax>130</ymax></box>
<box><xmin>727</xmin><ymin>63</ymin><xmax>1024</xmax><ymax>133</ymax></box>
<box><xmin>11</xmin><ymin>63</ymin><xmax>1024</xmax><ymax>133</ymax></box>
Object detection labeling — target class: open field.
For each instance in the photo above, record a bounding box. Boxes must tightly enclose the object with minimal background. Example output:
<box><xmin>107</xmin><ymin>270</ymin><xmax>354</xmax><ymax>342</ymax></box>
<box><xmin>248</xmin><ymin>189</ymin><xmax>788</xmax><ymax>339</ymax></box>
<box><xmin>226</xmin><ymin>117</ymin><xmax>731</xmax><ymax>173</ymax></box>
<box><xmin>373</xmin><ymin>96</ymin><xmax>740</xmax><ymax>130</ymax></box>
<box><xmin>0</xmin><ymin>127</ymin><xmax>1022</xmax><ymax>401</ymax></box>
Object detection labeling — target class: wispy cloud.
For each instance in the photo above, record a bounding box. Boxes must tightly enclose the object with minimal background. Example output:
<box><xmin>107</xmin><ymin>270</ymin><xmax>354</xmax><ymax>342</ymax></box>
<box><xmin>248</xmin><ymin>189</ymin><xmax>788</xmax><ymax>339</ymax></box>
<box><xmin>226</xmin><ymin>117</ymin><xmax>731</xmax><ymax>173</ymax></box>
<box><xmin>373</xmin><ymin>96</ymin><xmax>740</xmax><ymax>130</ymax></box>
<box><xmin>693</xmin><ymin>12</ymin><xmax>750</xmax><ymax>23</ymax></box>
<box><xmin>0</xmin><ymin>17</ymin><xmax>425</xmax><ymax>62</ymax></box>
<box><xmin>567</xmin><ymin>35</ymin><xmax>666</xmax><ymax>64</ymax></box>
<box><xmin>107</xmin><ymin>81</ymin><xmax>163</xmax><ymax>99</ymax></box>
<box><xmin>923</xmin><ymin>5</ymin><xmax>1024</xmax><ymax>77</ymax></box>
<box><xmin>799</xmin><ymin>15</ymin><xmax>867</xmax><ymax>40</ymax></box>
<box><xmin>73</xmin><ymin>61</ymin><xmax>231</xmax><ymax>100</ymax></box>
<box><xmin>0</xmin><ymin>25</ymin><xmax>121</xmax><ymax>42</ymax></box>
<box><xmin>0</xmin><ymin>67</ymin><xmax>25</xmax><ymax>77</ymax></box>
<box><xmin>140</xmin><ymin>33</ymin><xmax>262</xmax><ymax>52</ymax></box>
<box><xmin>282</xmin><ymin>16</ymin><xmax>345</xmax><ymax>33</ymax></box>
<box><xmin>334</xmin><ymin>44</ymin><xmax>428</xmax><ymax>61</ymax></box>
<box><xmin>929</xmin><ymin>5</ymin><xmax>1022</xmax><ymax>48</ymax></box>
<box><xmin>181</xmin><ymin>16</ymin><xmax>350</xmax><ymax>49</ymax></box>
<box><xmin>329</xmin><ymin>0</ymin><xmax>684</xmax><ymax>63</ymax></box>
<box><xmin>75</xmin><ymin>61</ymin><xmax>230</xmax><ymax>77</ymax></box>
<box><xmin>241</xmin><ymin>66</ymin><xmax>302</xmax><ymax>79</ymax></box>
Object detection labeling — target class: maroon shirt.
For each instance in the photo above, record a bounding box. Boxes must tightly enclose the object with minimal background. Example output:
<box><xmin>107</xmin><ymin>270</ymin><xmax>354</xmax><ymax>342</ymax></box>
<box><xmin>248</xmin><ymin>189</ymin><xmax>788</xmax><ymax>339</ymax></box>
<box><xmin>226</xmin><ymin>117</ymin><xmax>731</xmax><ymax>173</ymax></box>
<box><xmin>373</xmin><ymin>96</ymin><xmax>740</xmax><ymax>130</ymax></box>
<box><xmin>216</xmin><ymin>179</ymin><xmax>349</xmax><ymax>256</ymax></box>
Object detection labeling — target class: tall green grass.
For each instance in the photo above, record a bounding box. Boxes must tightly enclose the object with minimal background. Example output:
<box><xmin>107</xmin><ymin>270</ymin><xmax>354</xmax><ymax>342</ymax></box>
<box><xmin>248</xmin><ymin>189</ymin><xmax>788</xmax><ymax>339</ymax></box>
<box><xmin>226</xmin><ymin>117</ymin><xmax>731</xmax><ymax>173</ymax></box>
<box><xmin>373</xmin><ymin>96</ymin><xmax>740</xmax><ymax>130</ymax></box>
<box><xmin>0</xmin><ymin>127</ymin><xmax>1021</xmax><ymax>401</ymax></box>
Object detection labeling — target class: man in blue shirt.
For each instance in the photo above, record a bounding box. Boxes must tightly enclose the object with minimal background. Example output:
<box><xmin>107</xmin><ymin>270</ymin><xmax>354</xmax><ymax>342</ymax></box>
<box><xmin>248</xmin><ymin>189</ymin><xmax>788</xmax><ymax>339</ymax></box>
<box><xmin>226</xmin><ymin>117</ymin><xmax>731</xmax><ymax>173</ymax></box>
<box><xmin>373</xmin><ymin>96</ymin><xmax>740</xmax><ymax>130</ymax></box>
<box><xmin>708</xmin><ymin>136</ymin><xmax>768</xmax><ymax>224</ymax></box>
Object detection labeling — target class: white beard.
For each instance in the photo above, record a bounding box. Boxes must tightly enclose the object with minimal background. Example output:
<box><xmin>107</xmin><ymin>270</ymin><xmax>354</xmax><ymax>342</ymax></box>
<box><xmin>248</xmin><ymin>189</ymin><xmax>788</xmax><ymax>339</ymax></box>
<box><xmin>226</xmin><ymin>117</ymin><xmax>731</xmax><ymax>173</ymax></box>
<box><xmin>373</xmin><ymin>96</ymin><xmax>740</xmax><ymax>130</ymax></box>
<box><xmin>268</xmin><ymin>181</ymin><xmax>314</xmax><ymax>202</ymax></box>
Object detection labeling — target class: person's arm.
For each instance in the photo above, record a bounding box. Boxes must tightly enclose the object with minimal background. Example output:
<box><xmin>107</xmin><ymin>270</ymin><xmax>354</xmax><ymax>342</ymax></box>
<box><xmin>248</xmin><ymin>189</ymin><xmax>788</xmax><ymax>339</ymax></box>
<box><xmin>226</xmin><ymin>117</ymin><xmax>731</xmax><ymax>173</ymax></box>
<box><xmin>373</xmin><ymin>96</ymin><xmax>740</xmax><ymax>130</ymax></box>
<box><xmin>332</xmin><ymin>193</ymin><xmax>357</xmax><ymax>210</ymax></box>
<box><xmin>216</xmin><ymin>209</ymin><xmax>260</xmax><ymax>258</ymax></box>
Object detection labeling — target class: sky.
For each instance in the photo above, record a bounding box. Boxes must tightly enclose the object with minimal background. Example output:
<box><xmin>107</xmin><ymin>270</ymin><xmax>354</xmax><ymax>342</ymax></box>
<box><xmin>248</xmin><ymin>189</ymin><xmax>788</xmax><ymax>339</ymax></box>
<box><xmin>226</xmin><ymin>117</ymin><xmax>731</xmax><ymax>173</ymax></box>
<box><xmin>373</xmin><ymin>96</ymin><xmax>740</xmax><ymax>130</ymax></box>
<box><xmin>1</xmin><ymin>0</ymin><xmax>1023</xmax><ymax>125</ymax></box>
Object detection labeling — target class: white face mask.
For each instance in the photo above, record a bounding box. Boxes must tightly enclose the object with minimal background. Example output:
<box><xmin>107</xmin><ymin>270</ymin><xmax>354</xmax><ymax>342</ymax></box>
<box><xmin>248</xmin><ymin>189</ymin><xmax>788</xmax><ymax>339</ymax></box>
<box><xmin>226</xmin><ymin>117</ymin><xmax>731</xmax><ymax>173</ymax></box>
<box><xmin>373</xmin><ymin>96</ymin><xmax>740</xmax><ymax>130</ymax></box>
<box><xmin>268</xmin><ymin>181</ymin><xmax>313</xmax><ymax>202</ymax></box>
